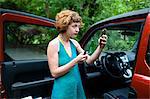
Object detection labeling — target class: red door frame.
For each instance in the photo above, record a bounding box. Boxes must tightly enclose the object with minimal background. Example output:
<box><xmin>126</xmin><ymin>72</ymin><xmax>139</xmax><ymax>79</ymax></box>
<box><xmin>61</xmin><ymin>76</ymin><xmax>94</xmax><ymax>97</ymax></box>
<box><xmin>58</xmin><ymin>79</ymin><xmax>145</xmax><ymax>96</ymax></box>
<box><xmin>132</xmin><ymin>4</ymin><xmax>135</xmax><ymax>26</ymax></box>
<box><xmin>131</xmin><ymin>13</ymin><xmax>150</xmax><ymax>99</ymax></box>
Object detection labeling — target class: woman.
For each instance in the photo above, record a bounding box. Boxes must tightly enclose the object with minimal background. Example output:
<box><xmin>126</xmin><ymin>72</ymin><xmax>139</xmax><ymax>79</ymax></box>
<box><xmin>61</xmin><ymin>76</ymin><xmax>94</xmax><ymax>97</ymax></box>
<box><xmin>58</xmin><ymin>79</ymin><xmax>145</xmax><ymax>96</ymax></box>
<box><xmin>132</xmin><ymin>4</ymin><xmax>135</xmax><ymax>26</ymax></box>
<box><xmin>47</xmin><ymin>10</ymin><xmax>107</xmax><ymax>99</ymax></box>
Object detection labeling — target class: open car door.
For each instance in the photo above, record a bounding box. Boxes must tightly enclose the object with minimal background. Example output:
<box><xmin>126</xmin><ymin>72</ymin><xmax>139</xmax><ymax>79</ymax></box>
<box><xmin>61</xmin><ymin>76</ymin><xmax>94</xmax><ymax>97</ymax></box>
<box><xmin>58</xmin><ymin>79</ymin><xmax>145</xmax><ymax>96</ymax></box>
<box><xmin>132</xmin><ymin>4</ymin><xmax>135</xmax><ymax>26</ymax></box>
<box><xmin>0</xmin><ymin>9</ymin><xmax>56</xmax><ymax>98</ymax></box>
<box><xmin>79</xmin><ymin>8</ymin><xmax>149</xmax><ymax>98</ymax></box>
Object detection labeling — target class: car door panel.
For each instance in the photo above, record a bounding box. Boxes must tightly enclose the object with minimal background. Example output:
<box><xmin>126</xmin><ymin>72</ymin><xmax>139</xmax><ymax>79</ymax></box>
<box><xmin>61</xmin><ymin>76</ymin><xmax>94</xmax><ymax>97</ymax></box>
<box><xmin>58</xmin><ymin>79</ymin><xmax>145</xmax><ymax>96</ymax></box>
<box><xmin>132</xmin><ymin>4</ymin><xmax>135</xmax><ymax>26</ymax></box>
<box><xmin>1</xmin><ymin>60</ymin><xmax>54</xmax><ymax>98</ymax></box>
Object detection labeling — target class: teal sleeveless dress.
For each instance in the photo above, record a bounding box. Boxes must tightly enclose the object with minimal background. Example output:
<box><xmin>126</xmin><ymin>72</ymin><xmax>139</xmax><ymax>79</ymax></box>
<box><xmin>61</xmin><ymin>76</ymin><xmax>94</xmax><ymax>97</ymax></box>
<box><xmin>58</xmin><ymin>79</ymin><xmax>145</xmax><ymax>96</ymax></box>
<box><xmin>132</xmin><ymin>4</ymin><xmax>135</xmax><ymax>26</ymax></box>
<box><xmin>51</xmin><ymin>40</ymin><xmax>86</xmax><ymax>99</ymax></box>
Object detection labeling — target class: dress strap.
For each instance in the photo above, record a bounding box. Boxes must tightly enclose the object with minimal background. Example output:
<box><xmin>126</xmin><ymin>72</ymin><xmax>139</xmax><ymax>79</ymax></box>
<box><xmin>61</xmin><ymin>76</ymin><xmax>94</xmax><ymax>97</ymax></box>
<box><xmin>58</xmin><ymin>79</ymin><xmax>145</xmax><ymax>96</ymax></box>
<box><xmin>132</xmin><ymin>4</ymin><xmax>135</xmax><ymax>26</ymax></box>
<box><xmin>70</xmin><ymin>39</ymin><xmax>77</xmax><ymax>49</ymax></box>
<box><xmin>57</xmin><ymin>35</ymin><xmax>72</xmax><ymax>57</ymax></box>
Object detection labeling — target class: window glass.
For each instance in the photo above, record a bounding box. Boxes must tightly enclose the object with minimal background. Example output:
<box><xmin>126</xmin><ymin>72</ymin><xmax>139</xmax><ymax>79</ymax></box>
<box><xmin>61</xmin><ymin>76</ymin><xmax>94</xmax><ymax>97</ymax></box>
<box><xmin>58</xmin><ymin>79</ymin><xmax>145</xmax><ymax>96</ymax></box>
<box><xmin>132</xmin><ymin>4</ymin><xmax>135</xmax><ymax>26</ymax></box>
<box><xmin>84</xmin><ymin>22</ymin><xmax>142</xmax><ymax>55</ymax></box>
<box><xmin>4</xmin><ymin>22</ymin><xmax>58</xmax><ymax>61</ymax></box>
<box><xmin>85</xmin><ymin>29</ymin><xmax>140</xmax><ymax>55</ymax></box>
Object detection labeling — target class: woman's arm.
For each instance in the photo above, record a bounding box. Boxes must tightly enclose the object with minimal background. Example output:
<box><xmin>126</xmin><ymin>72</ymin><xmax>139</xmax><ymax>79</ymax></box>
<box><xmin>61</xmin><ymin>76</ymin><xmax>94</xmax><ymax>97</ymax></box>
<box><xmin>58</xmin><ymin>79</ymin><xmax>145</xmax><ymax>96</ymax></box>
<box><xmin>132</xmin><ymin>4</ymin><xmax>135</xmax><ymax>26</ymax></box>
<box><xmin>47</xmin><ymin>39</ymin><xmax>87</xmax><ymax>78</ymax></box>
<box><xmin>71</xmin><ymin>35</ymin><xmax>107</xmax><ymax>64</ymax></box>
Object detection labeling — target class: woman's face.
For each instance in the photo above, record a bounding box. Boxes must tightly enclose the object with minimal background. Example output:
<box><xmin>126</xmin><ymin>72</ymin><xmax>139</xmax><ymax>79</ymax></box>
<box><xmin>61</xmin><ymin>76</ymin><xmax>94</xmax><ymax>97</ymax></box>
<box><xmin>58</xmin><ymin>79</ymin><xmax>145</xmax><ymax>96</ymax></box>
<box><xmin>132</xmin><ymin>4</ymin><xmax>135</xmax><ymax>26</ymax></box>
<box><xmin>66</xmin><ymin>22</ymin><xmax>81</xmax><ymax>38</ymax></box>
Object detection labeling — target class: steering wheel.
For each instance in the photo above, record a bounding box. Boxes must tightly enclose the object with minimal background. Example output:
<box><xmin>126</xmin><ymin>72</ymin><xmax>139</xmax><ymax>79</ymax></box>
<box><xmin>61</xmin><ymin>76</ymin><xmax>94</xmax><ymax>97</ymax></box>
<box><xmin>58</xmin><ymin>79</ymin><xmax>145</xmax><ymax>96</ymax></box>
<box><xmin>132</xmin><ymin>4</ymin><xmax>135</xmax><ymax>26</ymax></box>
<box><xmin>101</xmin><ymin>52</ymin><xmax>132</xmax><ymax>79</ymax></box>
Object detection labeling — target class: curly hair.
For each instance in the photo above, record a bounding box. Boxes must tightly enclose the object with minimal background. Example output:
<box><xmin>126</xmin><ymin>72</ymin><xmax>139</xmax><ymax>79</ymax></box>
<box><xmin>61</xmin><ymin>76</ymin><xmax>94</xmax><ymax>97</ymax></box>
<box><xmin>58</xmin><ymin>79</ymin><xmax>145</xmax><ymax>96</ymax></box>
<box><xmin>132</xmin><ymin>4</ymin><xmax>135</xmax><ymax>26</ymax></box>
<box><xmin>55</xmin><ymin>10</ymin><xmax>83</xmax><ymax>33</ymax></box>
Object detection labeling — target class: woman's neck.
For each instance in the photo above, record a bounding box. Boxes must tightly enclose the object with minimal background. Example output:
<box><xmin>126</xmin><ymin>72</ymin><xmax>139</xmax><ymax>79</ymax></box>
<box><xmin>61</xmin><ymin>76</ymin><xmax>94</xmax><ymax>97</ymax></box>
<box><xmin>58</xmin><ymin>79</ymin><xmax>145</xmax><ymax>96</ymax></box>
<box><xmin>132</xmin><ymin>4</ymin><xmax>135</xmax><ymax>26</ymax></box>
<box><xmin>59</xmin><ymin>33</ymin><xmax>70</xmax><ymax>42</ymax></box>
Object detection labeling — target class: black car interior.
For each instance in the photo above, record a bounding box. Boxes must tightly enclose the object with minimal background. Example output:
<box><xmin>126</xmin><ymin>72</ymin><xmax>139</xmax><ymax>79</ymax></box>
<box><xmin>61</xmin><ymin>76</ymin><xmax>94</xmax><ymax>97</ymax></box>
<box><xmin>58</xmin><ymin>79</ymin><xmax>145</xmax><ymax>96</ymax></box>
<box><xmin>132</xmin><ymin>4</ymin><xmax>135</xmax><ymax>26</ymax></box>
<box><xmin>2</xmin><ymin>60</ymin><xmax>54</xmax><ymax>98</ymax></box>
<box><xmin>79</xmin><ymin>52</ymin><xmax>133</xmax><ymax>98</ymax></box>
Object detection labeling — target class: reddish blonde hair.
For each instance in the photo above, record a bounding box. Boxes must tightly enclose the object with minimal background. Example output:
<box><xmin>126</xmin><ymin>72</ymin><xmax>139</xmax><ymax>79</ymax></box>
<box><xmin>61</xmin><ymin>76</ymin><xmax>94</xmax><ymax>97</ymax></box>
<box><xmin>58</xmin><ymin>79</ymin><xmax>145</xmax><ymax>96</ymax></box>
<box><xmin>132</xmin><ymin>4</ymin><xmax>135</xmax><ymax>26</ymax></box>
<box><xmin>55</xmin><ymin>10</ymin><xmax>83</xmax><ymax>33</ymax></box>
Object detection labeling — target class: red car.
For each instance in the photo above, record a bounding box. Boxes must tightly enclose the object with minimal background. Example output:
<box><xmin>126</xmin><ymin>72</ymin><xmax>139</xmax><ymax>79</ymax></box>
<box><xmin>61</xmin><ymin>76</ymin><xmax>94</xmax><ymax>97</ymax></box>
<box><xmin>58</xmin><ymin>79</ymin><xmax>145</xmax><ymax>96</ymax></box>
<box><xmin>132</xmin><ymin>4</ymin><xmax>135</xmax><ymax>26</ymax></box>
<box><xmin>0</xmin><ymin>8</ymin><xmax>149</xmax><ymax>98</ymax></box>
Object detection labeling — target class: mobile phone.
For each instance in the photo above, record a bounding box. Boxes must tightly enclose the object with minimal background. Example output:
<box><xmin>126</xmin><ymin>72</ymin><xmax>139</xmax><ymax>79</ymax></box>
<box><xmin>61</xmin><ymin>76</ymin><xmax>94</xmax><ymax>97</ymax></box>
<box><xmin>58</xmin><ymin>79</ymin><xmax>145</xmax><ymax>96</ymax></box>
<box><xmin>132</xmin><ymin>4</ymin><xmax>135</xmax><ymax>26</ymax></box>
<box><xmin>101</xmin><ymin>28</ymin><xmax>107</xmax><ymax>36</ymax></box>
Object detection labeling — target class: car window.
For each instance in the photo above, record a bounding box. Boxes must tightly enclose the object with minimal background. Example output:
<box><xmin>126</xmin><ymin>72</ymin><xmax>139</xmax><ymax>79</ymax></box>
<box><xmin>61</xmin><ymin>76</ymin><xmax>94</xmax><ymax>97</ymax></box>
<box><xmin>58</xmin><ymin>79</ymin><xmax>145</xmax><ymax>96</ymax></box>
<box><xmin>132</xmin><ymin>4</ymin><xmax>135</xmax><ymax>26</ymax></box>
<box><xmin>4</xmin><ymin>22</ymin><xmax>58</xmax><ymax>61</ymax></box>
<box><xmin>84</xmin><ymin>21</ymin><xmax>143</xmax><ymax>55</ymax></box>
<box><xmin>85</xmin><ymin>29</ymin><xmax>140</xmax><ymax>54</ymax></box>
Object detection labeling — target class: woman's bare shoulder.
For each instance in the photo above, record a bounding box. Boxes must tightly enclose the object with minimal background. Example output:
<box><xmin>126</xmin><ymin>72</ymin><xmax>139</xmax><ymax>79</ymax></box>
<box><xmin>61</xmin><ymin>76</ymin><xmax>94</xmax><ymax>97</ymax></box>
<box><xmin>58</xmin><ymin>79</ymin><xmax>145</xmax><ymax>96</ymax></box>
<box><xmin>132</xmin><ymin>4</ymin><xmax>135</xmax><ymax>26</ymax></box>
<box><xmin>48</xmin><ymin>37</ymin><xmax>59</xmax><ymax>50</ymax></box>
<box><xmin>48</xmin><ymin>38</ymin><xmax>59</xmax><ymax>45</ymax></box>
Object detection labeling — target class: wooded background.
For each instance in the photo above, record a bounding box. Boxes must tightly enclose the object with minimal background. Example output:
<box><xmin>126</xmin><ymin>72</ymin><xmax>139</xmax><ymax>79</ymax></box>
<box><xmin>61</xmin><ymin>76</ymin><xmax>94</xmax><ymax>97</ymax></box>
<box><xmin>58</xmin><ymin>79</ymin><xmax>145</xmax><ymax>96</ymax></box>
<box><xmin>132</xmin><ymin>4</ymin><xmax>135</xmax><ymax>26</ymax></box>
<box><xmin>0</xmin><ymin>0</ymin><xmax>150</xmax><ymax>46</ymax></box>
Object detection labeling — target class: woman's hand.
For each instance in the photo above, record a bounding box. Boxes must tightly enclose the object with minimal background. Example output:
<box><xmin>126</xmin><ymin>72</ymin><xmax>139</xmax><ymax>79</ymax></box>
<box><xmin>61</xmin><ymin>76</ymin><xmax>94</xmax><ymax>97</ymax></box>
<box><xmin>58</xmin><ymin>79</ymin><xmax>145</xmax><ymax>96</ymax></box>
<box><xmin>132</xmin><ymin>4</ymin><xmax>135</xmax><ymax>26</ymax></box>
<box><xmin>98</xmin><ymin>34</ymin><xmax>108</xmax><ymax>49</ymax></box>
<box><xmin>76</xmin><ymin>52</ymin><xmax>88</xmax><ymax>63</ymax></box>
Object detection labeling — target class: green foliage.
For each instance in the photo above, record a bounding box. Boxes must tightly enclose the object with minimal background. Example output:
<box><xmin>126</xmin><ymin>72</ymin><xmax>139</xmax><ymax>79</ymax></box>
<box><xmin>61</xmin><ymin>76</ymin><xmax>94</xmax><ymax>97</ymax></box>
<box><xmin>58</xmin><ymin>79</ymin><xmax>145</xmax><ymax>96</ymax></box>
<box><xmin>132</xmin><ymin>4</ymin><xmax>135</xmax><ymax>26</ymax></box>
<box><xmin>1</xmin><ymin>0</ymin><xmax>150</xmax><ymax>50</ymax></box>
<box><xmin>6</xmin><ymin>22</ymin><xmax>58</xmax><ymax>45</ymax></box>
<box><xmin>1</xmin><ymin>0</ymin><xmax>150</xmax><ymax>29</ymax></box>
